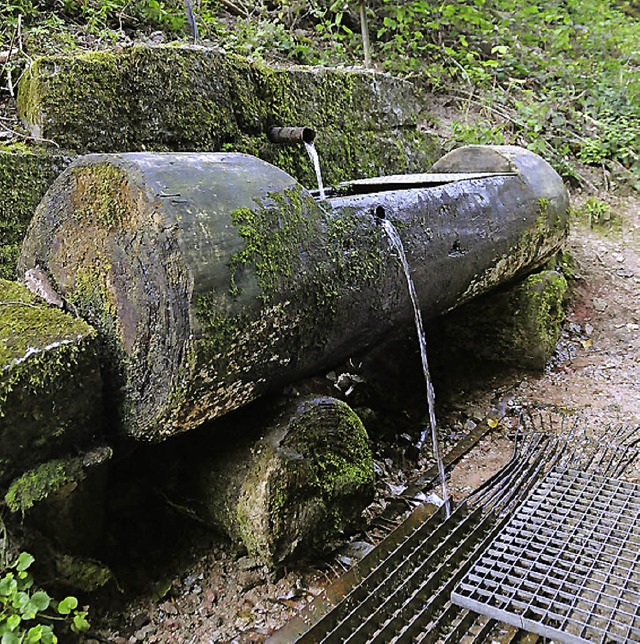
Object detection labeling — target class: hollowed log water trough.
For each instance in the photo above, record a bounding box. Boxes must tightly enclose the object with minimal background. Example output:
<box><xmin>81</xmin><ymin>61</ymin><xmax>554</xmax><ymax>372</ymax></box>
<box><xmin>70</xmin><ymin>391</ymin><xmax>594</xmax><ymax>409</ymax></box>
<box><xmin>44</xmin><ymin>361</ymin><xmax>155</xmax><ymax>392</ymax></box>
<box><xmin>18</xmin><ymin>144</ymin><xmax>569</xmax><ymax>443</ymax></box>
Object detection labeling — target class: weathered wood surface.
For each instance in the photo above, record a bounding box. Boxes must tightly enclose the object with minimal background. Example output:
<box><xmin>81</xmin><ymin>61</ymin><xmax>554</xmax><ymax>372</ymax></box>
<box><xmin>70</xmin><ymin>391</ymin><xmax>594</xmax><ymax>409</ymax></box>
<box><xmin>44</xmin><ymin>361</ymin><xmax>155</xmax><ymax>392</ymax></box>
<box><xmin>18</xmin><ymin>146</ymin><xmax>569</xmax><ymax>441</ymax></box>
<box><xmin>188</xmin><ymin>396</ymin><xmax>374</xmax><ymax>566</ymax></box>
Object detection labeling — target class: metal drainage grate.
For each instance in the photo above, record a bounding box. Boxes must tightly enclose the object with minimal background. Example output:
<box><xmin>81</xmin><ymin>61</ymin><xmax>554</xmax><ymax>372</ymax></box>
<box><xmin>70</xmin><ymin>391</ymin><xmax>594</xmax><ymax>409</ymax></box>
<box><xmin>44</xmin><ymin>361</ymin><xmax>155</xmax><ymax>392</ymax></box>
<box><xmin>452</xmin><ymin>467</ymin><xmax>640</xmax><ymax>643</ymax></box>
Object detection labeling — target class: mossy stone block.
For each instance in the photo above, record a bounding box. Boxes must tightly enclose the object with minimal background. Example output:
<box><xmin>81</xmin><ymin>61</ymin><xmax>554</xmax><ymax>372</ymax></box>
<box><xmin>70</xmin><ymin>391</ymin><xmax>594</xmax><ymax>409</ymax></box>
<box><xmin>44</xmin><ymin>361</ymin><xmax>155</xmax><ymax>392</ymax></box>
<box><xmin>0</xmin><ymin>145</ymin><xmax>68</xmax><ymax>280</ymax></box>
<box><xmin>17</xmin><ymin>46</ymin><xmax>438</xmax><ymax>186</ymax></box>
<box><xmin>0</xmin><ymin>279</ymin><xmax>104</xmax><ymax>481</ymax></box>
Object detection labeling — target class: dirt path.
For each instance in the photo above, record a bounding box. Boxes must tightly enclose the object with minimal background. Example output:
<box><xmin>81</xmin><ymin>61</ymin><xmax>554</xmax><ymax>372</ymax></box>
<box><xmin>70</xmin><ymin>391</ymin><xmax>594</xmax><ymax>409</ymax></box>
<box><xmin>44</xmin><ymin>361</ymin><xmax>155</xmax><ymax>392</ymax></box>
<box><xmin>93</xmin><ymin>193</ymin><xmax>640</xmax><ymax>643</ymax></box>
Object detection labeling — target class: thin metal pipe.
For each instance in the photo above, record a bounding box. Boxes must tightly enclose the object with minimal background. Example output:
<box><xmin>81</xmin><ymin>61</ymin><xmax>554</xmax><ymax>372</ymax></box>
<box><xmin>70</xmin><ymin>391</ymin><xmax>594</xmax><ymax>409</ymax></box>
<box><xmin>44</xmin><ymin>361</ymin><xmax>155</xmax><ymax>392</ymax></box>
<box><xmin>267</xmin><ymin>126</ymin><xmax>316</xmax><ymax>144</ymax></box>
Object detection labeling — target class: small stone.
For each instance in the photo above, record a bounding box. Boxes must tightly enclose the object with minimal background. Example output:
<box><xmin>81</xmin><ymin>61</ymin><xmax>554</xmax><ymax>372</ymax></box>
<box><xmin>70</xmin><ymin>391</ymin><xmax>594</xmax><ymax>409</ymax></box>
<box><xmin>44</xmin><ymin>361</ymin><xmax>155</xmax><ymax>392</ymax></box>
<box><xmin>237</xmin><ymin>569</ymin><xmax>263</xmax><ymax>592</ymax></box>
<box><xmin>132</xmin><ymin>612</ymin><xmax>149</xmax><ymax>630</ymax></box>
<box><xmin>158</xmin><ymin>601</ymin><xmax>178</xmax><ymax>615</ymax></box>
<box><xmin>237</xmin><ymin>555</ymin><xmax>259</xmax><ymax>571</ymax></box>
<box><xmin>593</xmin><ymin>297</ymin><xmax>608</xmax><ymax>312</ymax></box>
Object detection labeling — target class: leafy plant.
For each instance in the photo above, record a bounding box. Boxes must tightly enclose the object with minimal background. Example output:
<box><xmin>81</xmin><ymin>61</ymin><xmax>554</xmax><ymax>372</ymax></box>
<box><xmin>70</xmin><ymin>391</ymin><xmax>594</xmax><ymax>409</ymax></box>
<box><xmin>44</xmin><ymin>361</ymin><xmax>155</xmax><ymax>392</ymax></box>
<box><xmin>0</xmin><ymin>552</ymin><xmax>90</xmax><ymax>643</ymax></box>
<box><xmin>578</xmin><ymin>197</ymin><xmax>616</xmax><ymax>228</ymax></box>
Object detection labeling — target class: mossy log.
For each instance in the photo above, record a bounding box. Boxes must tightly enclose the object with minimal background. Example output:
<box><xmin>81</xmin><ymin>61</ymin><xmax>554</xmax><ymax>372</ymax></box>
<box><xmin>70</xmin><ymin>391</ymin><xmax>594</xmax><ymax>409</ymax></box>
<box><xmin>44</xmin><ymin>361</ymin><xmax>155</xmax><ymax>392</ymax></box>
<box><xmin>440</xmin><ymin>269</ymin><xmax>568</xmax><ymax>370</ymax></box>
<box><xmin>18</xmin><ymin>146</ymin><xmax>569</xmax><ymax>441</ymax></box>
<box><xmin>189</xmin><ymin>396</ymin><xmax>374</xmax><ymax>567</ymax></box>
<box><xmin>0</xmin><ymin>279</ymin><xmax>104</xmax><ymax>481</ymax></box>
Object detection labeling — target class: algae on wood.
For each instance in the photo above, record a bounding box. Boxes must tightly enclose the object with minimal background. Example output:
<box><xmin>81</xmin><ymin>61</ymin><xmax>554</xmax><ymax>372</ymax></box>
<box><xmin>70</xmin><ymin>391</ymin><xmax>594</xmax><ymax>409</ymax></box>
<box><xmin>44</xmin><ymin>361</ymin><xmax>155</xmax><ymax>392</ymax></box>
<box><xmin>190</xmin><ymin>396</ymin><xmax>374</xmax><ymax>567</ymax></box>
<box><xmin>0</xmin><ymin>279</ymin><xmax>104</xmax><ymax>481</ymax></box>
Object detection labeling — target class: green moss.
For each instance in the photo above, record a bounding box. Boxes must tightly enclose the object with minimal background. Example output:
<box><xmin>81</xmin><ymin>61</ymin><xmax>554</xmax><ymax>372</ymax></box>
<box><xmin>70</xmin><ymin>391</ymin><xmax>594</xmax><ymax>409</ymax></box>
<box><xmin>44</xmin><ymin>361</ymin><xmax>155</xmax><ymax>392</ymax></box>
<box><xmin>228</xmin><ymin>188</ymin><xmax>316</xmax><ymax>300</ymax></box>
<box><xmin>514</xmin><ymin>270</ymin><xmax>568</xmax><ymax>353</ymax></box>
<box><xmin>0</xmin><ymin>148</ymin><xmax>67</xmax><ymax>280</ymax></box>
<box><xmin>71</xmin><ymin>164</ymin><xmax>134</xmax><ymax>229</ymax></box>
<box><xmin>17</xmin><ymin>46</ymin><xmax>438</xmax><ymax>183</ymax></box>
<box><xmin>0</xmin><ymin>280</ymin><xmax>103</xmax><ymax>481</ymax></box>
<box><xmin>443</xmin><ymin>269</ymin><xmax>568</xmax><ymax>370</ymax></box>
<box><xmin>54</xmin><ymin>555</ymin><xmax>112</xmax><ymax>593</ymax></box>
<box><xmin>0</xmin><ymin>279</ymin><xmax>90</xmax><ymax>365</ymax></box>
<box><xmin>5</xmin><ymin>458</ymin><xmax>83</xmax><ymax>514</ymax></box>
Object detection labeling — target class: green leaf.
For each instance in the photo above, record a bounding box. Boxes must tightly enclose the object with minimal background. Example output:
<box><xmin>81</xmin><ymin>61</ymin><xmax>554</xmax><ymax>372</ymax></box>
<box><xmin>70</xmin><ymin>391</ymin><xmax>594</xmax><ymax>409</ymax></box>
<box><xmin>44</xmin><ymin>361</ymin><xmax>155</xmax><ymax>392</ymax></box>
<box><xmin>12</xmin><ymin>590</ymin><xmax>30</xmax><ymax>611</ymax></box>
<box><xmin>5</xmin><ymin>615</ymin><xmax>20</xmax><ymax>632</ymax></box>
<box><xmin>56</xmin><ymin>596</ymin><xmax>77</xmax><ymax>615</ymax></box>
<box><xmin>0</xmin><ymin>575</ymin><xmax>17</xmax><ymax>597</ymax></box>
<box><xmin>1</xmin><ymin>630</ymin><xmax>20</xmax><ymax>644</ymax></box>
<box><xmin>71</xmin><ymin>612</ymin><xmax>90</xmax><ymax>633</ymax></box>
<box><xmin>15</xmin><ymin>553</ymin><xmax>35</xmax><ymax>573</ymax></box>
<box><xmin>26</xmin><ymin>623</ymin><xmax>55</xmax><ymax>643</ymax></box>
<box><xmin>30</xmin><ymin>591</ymin><xmax>51</xmax><ymax>612</ymax></box>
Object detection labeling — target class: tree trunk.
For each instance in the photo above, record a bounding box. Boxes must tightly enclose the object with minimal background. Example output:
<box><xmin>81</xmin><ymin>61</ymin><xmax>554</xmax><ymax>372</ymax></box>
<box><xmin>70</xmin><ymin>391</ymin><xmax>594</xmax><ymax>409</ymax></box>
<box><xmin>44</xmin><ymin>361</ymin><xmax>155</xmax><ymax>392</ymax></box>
<box><xmin>18</xmin><ymin>146</ymin><xmax>569</xmax><ymax>441</ymax></box>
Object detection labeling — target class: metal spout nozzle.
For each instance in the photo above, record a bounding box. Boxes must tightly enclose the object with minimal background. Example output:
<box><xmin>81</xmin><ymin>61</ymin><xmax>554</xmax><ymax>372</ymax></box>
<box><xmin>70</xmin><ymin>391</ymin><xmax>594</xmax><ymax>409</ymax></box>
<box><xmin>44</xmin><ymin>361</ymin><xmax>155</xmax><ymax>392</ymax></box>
<box><xmin>268</xmin><ymin>126</ymin><xmax>316</xmax><ymax>145</ymax></box>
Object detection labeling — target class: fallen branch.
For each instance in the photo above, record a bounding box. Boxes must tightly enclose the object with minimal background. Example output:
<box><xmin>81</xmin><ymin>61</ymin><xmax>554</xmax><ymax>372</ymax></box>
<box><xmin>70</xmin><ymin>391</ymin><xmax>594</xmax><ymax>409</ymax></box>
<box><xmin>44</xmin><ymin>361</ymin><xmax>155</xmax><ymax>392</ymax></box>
<box><xmin>218</xmin><ymin>0</ymin><xmax>249</xmax><ymax>18</ymax></box>
<box><xmin>0</xmin><ymin>121</ymin><xmax>60</xmax><ymax>147</ymax></box>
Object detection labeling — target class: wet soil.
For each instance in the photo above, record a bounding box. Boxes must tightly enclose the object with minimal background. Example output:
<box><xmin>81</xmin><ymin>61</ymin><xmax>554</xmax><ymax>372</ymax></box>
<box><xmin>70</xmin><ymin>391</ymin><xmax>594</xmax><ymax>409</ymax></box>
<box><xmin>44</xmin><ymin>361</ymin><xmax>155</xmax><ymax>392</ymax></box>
<box><xmin>87</xmin><ymin>191</ymin><xmax>639</xmax><ymax>643</ymax></box>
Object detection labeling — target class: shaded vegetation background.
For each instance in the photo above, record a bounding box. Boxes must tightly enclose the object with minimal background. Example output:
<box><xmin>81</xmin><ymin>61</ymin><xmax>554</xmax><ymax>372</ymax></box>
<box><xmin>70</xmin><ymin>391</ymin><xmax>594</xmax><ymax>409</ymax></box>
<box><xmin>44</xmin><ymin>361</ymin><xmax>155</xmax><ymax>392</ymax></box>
<box><xmin>1</xmin><ymin>0</ymin><xmax>639</xmax><ymax>190</ymax></box>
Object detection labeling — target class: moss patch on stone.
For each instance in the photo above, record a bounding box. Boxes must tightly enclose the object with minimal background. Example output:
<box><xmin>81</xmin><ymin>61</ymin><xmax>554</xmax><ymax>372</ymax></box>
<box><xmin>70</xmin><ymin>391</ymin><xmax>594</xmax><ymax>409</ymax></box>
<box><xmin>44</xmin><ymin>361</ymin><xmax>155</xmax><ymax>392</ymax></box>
<box><xmin>17</xmin><ymin>46</ymin><xmax>438</xmax><ymax>186</ymax></box>
<box><xmin>0</xmin><ymin>146</ymin><xmax>68</xmax><ymax>280</ymax></box>
<box><xmin>0</xmin><ymin>280</ymin><xmax>104</xmax><ymax>482</ymax></box>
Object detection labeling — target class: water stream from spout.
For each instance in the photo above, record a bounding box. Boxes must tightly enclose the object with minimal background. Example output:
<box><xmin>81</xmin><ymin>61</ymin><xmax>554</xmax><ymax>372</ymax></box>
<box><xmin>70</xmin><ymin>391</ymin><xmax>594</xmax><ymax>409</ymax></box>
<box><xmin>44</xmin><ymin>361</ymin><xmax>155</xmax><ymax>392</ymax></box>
<box><xmin>381</xmin><ymin>218</ymin><xmax>451</xmax><ymax>518</ymax></box>
<box><xmin>305</xmin><ymin>141</ymin><xmax>326</xmax><ymax>200</ymax></box>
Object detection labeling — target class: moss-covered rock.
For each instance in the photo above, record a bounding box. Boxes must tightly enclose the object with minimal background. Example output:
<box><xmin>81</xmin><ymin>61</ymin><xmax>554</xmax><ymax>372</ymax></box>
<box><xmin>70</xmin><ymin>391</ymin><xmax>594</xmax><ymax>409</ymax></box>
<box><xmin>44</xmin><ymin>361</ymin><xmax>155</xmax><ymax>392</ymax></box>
<box><xmin>441</xmin><ymin>269</ymin><xmax>568</xmax><ymax>370</ymax></box>
<box><xmin>191</xmin><ymin>396</ymin><xmax>374</xmax><ymax>567</ymax></box>
<box><xmin>0</xmin><ymin>145</ymin><xmax>69</xmax><ymax>280</ymax></box>
<box><xmin>0</xmin><ymin>280</ymin><xmax>104</xmax><ymax>481</ymax></box>
<box><xmin>17</xmin><ymin>46</ymin><xmax>438</xmax><ymax>186</ymax></box>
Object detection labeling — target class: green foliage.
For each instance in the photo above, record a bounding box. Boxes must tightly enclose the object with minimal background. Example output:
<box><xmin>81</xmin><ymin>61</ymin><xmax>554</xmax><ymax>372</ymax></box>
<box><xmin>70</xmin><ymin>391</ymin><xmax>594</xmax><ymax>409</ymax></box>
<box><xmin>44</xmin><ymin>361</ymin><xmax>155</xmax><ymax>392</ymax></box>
<box><xmin>0</xmin><ymin>552</ymin><xmax>89</xmax><ymax>642</ymax></box>
<box><xmin>576</xmin><ymin>197</ymin><xmax>617</xmax><ymax>228</ymax></box>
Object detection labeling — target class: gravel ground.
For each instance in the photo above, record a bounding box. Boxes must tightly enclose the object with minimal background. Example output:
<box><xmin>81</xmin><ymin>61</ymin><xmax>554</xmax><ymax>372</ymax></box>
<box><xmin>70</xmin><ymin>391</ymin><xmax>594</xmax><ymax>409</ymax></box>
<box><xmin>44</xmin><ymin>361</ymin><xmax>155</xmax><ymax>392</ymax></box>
<box><xmin>88</xmin><ymin>191</ymin><xmax>639</xmax><ymax>643</ymax></box>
